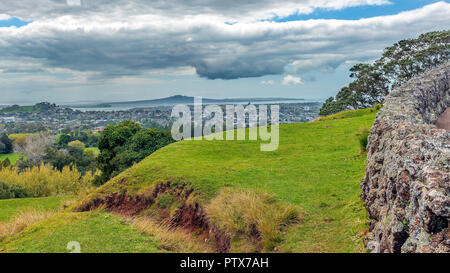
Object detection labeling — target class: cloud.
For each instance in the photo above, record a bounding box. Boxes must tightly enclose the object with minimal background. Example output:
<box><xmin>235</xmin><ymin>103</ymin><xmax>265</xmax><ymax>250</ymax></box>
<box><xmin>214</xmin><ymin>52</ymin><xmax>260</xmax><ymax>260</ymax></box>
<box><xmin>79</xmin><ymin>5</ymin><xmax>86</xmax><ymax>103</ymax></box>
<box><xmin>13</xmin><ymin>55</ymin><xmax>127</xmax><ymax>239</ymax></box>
<box><xmin>66</xmin><ymin>0</ymin><xmax>81</xmax><ymax>7</ymax></box>
<box><xmin>261</xmin><ymin>80</ymin><xmax>275</xmax><ymax>85</ymax></box>
<box><xmin>0</xmin><ymin>2</ymin><xmax>448</xmax><ymax>80</ymax></box>
<box><xmin>282</xmin><ymin>75</ymin><xmax>303</xmax><ymax>85</ymax></box>
<box><xmin>0</xmin><ymin>0</ymin><xmax>392</xmax><ymax>22</ymax></box>
<box><xmin>0</xmin><ymin>13</ymin><xmax>11</xmax><ymax>20</ymax></box>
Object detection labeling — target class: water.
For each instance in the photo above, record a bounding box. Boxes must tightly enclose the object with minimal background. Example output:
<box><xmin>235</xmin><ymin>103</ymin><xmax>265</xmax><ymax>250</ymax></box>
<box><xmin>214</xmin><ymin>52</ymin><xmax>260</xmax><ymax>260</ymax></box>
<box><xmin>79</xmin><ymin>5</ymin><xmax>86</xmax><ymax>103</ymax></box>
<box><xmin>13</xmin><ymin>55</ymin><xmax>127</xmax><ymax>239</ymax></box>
<box><xmin>70</xmin><ymin>99</ymin><xmax>324</xmax><ymax>112</ymax></box>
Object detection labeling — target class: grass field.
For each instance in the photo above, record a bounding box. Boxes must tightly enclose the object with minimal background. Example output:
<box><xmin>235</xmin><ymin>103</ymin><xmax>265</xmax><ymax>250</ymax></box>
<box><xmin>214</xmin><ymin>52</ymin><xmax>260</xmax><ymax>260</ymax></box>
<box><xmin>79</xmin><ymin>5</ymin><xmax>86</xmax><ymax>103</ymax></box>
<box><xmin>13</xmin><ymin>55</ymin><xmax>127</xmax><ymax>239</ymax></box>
<box><xmin>0</xmin><ymin>108</ymin><xmax>378</xmax><ymax>253</ymax></box>
<box><xmin>0</xmin><ymin>154</ymin><xmax>22</xmax><ymax>165</ymax></box>
<box><xmin>1</xmin><ymin>211</ymin><xmax>163</xmax><ymax>253</ymax></box>
<box><xmin>0</xmin><ymin>196</ymin><xmax>72</xmax><ymax>222</ymax></box>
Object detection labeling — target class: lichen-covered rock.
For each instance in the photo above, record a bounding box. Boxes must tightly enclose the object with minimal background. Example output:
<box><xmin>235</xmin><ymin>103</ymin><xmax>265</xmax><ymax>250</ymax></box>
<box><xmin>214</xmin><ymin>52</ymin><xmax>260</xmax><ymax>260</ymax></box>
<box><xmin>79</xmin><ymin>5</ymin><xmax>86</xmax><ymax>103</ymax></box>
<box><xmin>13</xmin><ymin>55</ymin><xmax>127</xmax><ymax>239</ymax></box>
<box><xmin>361</xmin><ymin>62</ymin><xmax>450</xmax><ymax>253</ymax></box>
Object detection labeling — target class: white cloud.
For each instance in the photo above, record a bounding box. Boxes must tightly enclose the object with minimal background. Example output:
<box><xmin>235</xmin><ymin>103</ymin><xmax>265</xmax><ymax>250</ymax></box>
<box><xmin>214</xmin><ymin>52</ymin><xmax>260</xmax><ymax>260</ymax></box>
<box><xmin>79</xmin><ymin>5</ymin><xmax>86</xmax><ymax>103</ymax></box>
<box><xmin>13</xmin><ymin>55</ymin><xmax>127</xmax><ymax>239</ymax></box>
<box><xmin>261</xmin><ymin>80</ymin><xmax>275</xmax><ymax>85</ymax></box>
<box><xmin>0</xmin><ymin>0</ymin><xmax>392</xmax><ymax>22</ymax></box>
<box><xmin>0</xmin><ymin>13</ymin><xmax>10</xmax><ymax>20</ymax></box>
<box><xmin>282</xmin><ymin>75</ymin><xmax>303</xmax><ymax>85</ymax></box>
<box><xmin>0</xmin><ymin>2</ymin><xmax>448</xmax><ymax>80</ymax></box>
<box><xmin>66</xmin><ymin>0</ymin><xmax>81</xmax><ymax>7</ymax></box>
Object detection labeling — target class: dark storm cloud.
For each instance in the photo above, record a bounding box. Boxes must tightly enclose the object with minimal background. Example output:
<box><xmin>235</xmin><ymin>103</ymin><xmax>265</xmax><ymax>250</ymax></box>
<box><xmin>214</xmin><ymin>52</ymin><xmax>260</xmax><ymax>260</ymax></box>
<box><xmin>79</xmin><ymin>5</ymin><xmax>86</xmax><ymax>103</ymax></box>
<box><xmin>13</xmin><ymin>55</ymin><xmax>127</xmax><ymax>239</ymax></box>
<box><xmin>0</xmin><ymin>0</ymin><xmax>391</xmax><ymax>21</ymax></box>
<box><xmin>0</xmin><ymin>2</ymin><xmax>448</xmax><ymax>80</ymax></box>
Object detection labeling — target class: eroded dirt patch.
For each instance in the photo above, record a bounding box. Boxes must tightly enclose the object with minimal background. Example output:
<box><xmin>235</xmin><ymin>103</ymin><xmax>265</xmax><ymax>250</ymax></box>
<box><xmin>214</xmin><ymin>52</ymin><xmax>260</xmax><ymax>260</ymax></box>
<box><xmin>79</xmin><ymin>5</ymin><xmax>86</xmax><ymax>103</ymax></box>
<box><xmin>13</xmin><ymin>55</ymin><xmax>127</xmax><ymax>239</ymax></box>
<box><xmin>75</xmin><ymin>181</ymin><xmax>231</xmax><ymax>252</ymax></box>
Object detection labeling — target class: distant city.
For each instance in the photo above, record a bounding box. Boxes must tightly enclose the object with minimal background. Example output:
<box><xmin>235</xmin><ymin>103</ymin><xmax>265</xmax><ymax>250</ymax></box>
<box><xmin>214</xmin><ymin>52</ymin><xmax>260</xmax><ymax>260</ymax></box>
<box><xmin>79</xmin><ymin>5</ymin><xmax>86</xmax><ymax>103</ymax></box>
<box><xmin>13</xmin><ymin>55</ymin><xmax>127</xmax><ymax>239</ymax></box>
<box><xmin>0</xmin><ymin>96</ymin><xmax>323</xmax><ymax>134</ymax></box>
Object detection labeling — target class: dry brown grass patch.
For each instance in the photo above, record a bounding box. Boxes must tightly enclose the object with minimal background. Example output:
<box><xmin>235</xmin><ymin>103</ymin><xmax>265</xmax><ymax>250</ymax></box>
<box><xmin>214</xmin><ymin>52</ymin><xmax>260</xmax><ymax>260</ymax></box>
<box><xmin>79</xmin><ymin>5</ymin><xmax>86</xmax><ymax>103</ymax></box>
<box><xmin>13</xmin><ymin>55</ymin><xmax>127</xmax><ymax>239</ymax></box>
<box><xmin>0</xmin><ymin>208</ymin><xmax>55</xmax><ymax>241</ymax></box>
<box><xmin>206</xmin><ymin>188</ymin><xmax>303</xmax><ymax>252</ymax></box>
<box><xmin>128</xmin><ymin>216</ymin><xmax>215</xmax><ymax>253</ymax></box>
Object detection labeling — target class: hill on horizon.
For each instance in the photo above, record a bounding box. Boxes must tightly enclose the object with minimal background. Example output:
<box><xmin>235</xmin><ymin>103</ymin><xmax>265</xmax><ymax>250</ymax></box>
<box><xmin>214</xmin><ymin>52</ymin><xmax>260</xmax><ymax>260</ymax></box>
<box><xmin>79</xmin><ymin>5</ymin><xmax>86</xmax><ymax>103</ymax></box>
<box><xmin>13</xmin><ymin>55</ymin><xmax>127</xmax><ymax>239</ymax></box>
<box><xmin>68</xmin><ymin>95</ymin><xmax>308</xmax><ymax>108</ymax></box>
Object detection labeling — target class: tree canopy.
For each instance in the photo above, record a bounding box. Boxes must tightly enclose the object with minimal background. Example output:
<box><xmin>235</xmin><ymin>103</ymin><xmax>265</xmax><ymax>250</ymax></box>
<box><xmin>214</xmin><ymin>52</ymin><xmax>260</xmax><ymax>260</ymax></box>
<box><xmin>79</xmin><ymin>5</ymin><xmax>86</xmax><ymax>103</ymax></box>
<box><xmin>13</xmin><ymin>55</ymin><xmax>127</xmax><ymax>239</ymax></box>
<box><xmin>320</xmin><ymin>30</ymin><xmax>450</xmax><ymax>116</ymax></box>
<box><xmin>94</xmin><ymin>121</ymin><xmax>174</xmax><ymax>185</ymax></box>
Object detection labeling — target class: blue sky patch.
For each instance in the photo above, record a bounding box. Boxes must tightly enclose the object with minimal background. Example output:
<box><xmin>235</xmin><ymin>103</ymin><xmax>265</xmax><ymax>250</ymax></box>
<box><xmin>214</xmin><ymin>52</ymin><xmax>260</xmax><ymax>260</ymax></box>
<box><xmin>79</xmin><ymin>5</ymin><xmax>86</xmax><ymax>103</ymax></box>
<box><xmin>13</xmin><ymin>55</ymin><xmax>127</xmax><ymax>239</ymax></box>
<box><xmin>0</xmin><ymin>17</ymin><xmax>30</xmax><ymax>28</ymax></box>
<box><xmin>272</xmin><ymin>0</ymin><xmax>447</xmax><ymax>21</ymax></box>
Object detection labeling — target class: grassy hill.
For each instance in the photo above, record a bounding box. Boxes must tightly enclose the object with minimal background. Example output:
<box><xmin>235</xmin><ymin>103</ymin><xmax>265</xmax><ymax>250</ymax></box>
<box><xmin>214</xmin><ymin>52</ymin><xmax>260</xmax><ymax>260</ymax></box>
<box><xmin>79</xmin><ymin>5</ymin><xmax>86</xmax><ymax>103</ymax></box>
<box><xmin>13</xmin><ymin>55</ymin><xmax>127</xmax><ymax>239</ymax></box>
<box><xmin>0</xmin><ymin>108</ymin><xmax>378</xmax><ymax>253</ymax></box>
<box><xmin>0</xmin><ymin>102</ymin><xmax>59</xmax><ymax>114</ymax></box>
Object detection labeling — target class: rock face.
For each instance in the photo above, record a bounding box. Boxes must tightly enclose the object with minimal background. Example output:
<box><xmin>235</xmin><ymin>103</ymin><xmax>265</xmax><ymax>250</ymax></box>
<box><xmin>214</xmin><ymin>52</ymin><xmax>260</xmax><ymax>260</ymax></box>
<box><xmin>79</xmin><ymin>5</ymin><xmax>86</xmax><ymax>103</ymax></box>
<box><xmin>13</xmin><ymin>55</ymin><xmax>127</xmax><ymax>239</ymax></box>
<box><xmin>361</xmin><ymin>62</ymin><xmax>450</xmax><ymax>253</ymax></box>
<box><xmin>436</xmin><ymin>107</ymin><xmax>450</xmax><ymax>131</ymax></box>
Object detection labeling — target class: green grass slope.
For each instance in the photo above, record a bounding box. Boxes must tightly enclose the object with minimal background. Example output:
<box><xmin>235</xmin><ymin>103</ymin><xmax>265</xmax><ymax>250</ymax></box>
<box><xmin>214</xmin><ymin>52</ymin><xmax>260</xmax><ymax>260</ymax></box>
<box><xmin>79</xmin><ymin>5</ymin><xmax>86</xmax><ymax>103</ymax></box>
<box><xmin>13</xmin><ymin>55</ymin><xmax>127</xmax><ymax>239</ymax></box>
<box><xmin>0</xmin><ymin>196</ymin><xmax>71</xmax><ymax>222</ymax></box>
<box><xmin>1</xmin><ymin>211</ymin><xmax>162</xmax><ymax>253</ymax></box>
<box><xmin>1</xmin><ymin>108</ymin><xmax>378</xmax><ymax>253</ymax></box>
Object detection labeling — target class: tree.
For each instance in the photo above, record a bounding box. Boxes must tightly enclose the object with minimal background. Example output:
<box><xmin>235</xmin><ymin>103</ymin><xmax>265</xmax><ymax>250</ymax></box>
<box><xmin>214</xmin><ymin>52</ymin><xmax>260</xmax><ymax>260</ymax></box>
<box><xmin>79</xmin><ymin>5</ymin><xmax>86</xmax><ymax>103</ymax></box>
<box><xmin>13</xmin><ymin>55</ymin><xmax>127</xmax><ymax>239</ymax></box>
<box><xmin>94</xmin><ymin>121</ymin><xmax>174</xmax><ymax>185</ymax></box>
<box><xmin>0</xmin><ymin>134</ymin><xmax>13</xmax><ymax>154</ymax></box>
<box><xmin>43</xmin><ymin>140</ymin><xmax>95</xmax><ymax>174</ymax></box>
<box><xmin>56</xmin><ymin>134</ymin><xmax>71</xmax><ymax>148</ymax></box>
<box><xmin>67</xmin><ymin>140</ymin><xmax>85</xmax><ymax>156</ymax></box>
<box><xmin>319</xmin><ymin>97</ymin><xmax>345</xmax><ymax>116</ymax></box>
<box><xmin>320</xmin><ymin>30</ymin><xmax>450</xmax><ymax>116</ymax></box>
<box><xmin>95</xmin><ymin>121</ymin><xmax>144</xmax><ymax>185</ymax></box>
<box><xmin>13</xmin><ymin>135</ymin><xmax>27</xmax><ymax>152</ymax></box>
<box><xmin>44</xmin><ymin>147</ymin><xmax>73</xmax><ymax>171</ymax></box>
<box><xmin>379</xmin><ymin>30</ymin><xmax>450</xmax><ymax>89</ymax></box>
<box><xmin>15</xmin><ymin>133</ymin><xmax>54</xmax><ymax>169</ymax></box>
<box><xmin>347</xmin><ymin>63</ymin><xmax>389</xmax><ymax>107</ymax></box>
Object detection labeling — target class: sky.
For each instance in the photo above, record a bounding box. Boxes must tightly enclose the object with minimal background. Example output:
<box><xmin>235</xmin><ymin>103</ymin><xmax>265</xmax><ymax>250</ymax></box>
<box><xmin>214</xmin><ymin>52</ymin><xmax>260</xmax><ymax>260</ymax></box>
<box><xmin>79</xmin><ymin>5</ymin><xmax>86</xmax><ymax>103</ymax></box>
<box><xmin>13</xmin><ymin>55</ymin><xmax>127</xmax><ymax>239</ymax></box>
<box><xmin>0</xmin><ymin>0</ymin><xmax>449</xmax><ymax>104</ymax></box>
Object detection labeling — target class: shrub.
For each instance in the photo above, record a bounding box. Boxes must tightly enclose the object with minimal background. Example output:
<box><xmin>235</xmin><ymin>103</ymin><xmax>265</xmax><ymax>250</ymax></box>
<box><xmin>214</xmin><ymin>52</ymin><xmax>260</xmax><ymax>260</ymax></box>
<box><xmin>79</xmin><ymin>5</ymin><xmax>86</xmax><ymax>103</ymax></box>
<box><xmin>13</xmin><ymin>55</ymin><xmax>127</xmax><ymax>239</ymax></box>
<box><xmin>0</xmin><ymin>181</ymin><xmax>29</xmax><ymax>199</ymax></box>
<box><xmin>356</xmin><ymin>127</ymin><xmax>370</xmax><ymax>153</ymax></box>
<box><xmin>0</xmin><ymin>158</ymin><xmax>11</xmax><ymax>169</ymax></box>
<box><xmin>0</xmin><ymin>181</ymin><xmax>13</xmax><ymax>199</ymax></box>
<box><xmin>9</xmin><ymin>184</ymin><xmax>29</xmax><ymax>198</ymax></box>
<box><xmin>206</xmin><ymin>188</ymin><xmax>302</xmax><ymax>251</ymax></box>
<box><xmin>0</xmin><ymin>164</ymin><xmax>97</xmax><ymax>197</ymax></box>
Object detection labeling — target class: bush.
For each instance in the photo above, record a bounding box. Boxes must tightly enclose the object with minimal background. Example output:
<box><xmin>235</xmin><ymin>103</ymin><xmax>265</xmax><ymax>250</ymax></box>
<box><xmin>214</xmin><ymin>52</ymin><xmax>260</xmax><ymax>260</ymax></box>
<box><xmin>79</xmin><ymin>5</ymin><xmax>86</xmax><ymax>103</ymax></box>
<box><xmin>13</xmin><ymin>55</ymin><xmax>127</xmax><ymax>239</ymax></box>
<box><xmin>356</xmin><ymin>127</ymin><xmax>370</xmax><ymax>153</ymax></box>
<box><xmin>9</xmin><ymin>184</ymin><xmax>29</xmax><ymax>198</ymax></box>
<box><xmin>206</xmin><ymin>189</ymin><xmax>302</xmax><ymax>251</ymax></box>
<box><xmin>0</xmin><ymin>165</ymin><xmax>97</xmax><ymax>197</ymax></box>
<box><xmin>0</xmin><ymin>181</ymin><xmax>13</xmax><ymax>199</ymax></box>
<box><xmin>0</xmin><ymin>181</ymin><xmax>29</xmax><ymax>199</ymax></box>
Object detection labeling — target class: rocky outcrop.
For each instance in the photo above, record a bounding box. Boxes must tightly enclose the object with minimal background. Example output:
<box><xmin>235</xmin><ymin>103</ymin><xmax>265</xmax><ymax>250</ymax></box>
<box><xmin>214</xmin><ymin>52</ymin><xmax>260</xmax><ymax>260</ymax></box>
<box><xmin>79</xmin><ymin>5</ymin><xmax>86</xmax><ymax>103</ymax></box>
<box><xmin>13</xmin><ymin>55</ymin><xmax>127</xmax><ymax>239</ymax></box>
<box><xmin>361</xmin><ymin>62</ymin><xmax>450</xmax><ymax>253</ymax></box>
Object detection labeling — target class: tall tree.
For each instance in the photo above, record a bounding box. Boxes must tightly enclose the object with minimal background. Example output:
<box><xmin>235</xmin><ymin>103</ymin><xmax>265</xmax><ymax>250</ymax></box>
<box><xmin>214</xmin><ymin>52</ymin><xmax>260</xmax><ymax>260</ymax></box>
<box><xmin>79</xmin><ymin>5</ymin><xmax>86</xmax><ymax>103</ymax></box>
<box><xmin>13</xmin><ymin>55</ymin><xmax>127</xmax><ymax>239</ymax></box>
<box><xmin>320</xmin><ymin>30</ymin><xmax>450</xmax><ymax>116</ymax></box>
<box><xmin>95</xmin><ymin>121</ymin><xmax>174</xmax><ymax>185</ymax></box>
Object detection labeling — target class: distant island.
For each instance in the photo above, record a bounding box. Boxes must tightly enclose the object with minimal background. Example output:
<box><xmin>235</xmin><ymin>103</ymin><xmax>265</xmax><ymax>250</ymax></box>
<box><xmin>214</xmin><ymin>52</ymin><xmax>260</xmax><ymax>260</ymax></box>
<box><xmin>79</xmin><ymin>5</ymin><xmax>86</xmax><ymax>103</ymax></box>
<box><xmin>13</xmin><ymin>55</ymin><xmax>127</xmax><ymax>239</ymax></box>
<box><xmin>67</xmin><ymin>95</ymin><xmax>306</xmax><ymax>109</ymax></box>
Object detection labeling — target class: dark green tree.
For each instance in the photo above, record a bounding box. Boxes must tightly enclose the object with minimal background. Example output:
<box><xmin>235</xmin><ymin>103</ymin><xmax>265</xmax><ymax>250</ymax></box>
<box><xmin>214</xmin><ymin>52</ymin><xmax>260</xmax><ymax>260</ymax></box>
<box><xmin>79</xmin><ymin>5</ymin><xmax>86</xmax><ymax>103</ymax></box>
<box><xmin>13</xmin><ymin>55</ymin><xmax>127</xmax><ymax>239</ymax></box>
<box><xmin>320</xmin><ymin>30</ymin><xmax>450</xmax><ymax>116</ymax></box>
<box><xmin>44</xmin><ymin>147</ymin><xmax>74</xmax><ymax>171</ymax></box>
<box><xmin>94</xmin><ymin>121</ymin><xmax>174</xmax><ymax>185</ymax></box>
<box><xmin>379</xmin><ymin>30</ymin><xmax>450</xmax><ymax>89</ymax></box>
<box><xmin>0</xmin><ymin>181</ymin><xmax>29</xmax><ymax>199</ymax></box>
<box><xmin>319</xmin><ymin>97</ymin><xmax>345</xmax><ymax>116</ymax></box>
<box><xmin>56</xmin><ymin>134</ymin><xmax>71</xmax><ymax>148</ymax></box>
<box><xmin>0</xmin><ymin>134</ymin><xmax>13</xmax><ymax>154</ymax></box>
